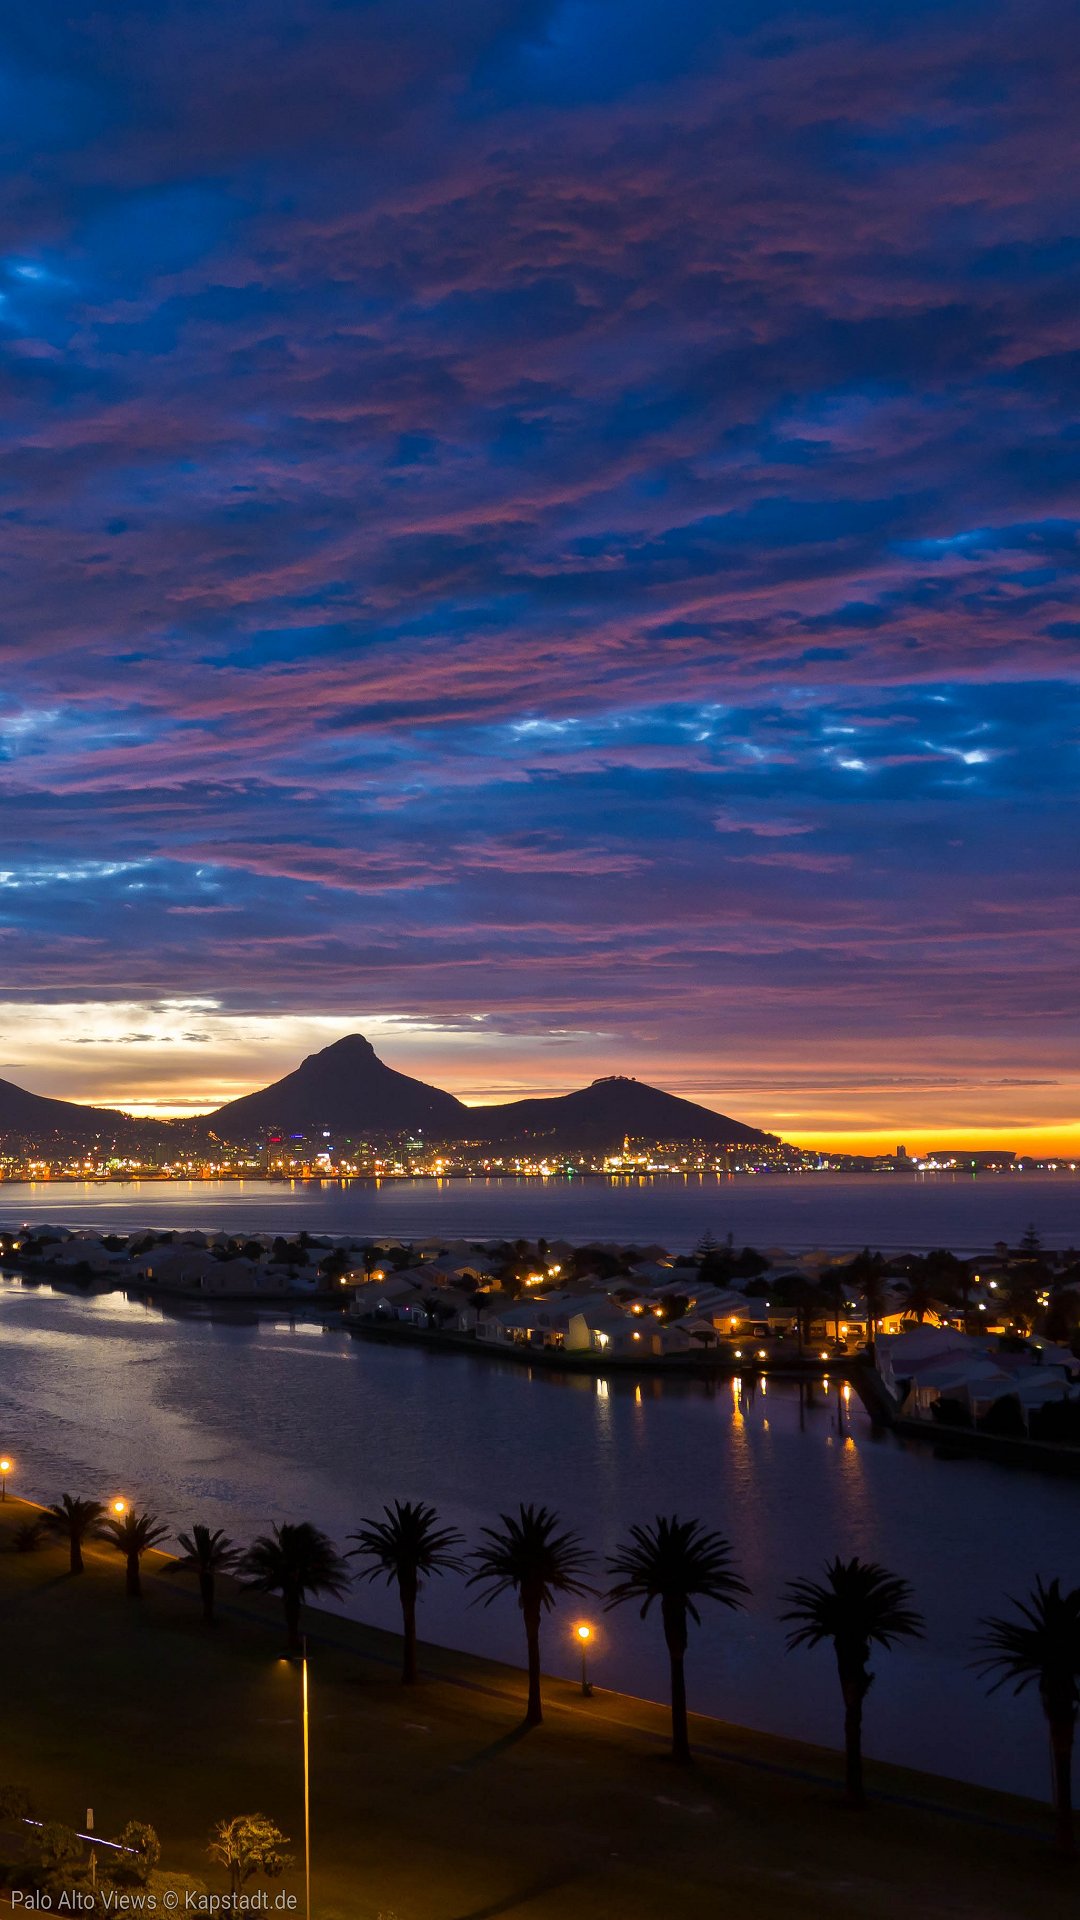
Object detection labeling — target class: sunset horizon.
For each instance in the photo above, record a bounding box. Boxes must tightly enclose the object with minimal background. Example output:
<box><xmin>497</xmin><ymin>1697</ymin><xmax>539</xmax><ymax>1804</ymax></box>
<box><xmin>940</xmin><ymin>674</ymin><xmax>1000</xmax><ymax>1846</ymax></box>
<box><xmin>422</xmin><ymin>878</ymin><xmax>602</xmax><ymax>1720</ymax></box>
<box><xmin>0</xmin><ymin>1007</ymin><xmax>1074</xmax><ymax>1155</ymax></box>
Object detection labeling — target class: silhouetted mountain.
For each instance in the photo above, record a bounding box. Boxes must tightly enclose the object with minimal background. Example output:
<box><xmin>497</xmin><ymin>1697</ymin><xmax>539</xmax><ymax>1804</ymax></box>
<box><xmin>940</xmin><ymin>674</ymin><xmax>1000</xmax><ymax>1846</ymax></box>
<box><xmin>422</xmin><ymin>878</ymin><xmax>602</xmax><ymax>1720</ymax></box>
<box><xmin>0</xmin><ymin>1075</ymin><xmax>173</xmax><ymax>1154</ymax></box>
<box><xmin>209</xmin><ymin>1033</ymin><xmax>467</xmax><ymax>1142</ymax></box>
<box><xmin>0</xmin><ymin>1036</ymin><xmax>773</xmax><ymax>1158</ymax></box>
<box><xmin>465</xmin><ymin>1076</ymin><xmax>771</xmax><ymax>1152</ymax></box>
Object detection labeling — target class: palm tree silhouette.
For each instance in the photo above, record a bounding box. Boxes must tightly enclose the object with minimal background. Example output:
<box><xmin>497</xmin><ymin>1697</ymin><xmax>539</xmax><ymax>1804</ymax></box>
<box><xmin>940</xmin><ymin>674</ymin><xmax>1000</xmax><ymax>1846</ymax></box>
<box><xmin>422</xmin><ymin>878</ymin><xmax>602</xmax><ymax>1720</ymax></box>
<box><xmin>348</xmin><ymin>1500</ymin><xmax>465</xmax><ymax>1684</ymax></box>
<box><xmin>167</xmin><ymin>1524</ymin><xmax>240</xmax><ymax>1627</ymax></box>
<box><xmin>238</xmin><ymin>1522</ymin><xmax>351</xmax><ymax>1651</ymax></box>
<box><xmin>975</xmin><ymin>1577</ymin><xmax>1080</xmax><ymax>1855</ymax></box>
<box><xmin>606</xmin><ymin>1516</ymin><xmax>748</xmax><ymax>1763</ymax></box>
<box><xmin>41</xmin><ymin>1495</ymin><xmax>105</xmax><ymax>1575</ymax></box>
<box><xmin>783</xmin><ymin>1556</ymin><xmax>923</xmax><ymax>1807</ymax></box>
<box><xmin>468</xmin><ymin>1504</ymin><xmax>592</xmax><ymax>1726</ymax></box>
<box><xmin>98</xmin><ymin>1508</ymin><xmax>171</xmax><ymax>1598</ymax></box>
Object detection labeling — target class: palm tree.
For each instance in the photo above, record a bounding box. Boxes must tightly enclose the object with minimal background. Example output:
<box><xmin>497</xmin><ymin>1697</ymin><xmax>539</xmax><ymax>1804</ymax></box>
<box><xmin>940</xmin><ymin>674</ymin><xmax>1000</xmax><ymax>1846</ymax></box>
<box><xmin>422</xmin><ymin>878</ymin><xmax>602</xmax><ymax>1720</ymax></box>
<box><xmin>783</xmin><ymin>1557</ymin><xmax>923</xmax><ymax>1807</ymax></box>
<box><xmin>238</xmin><ymin>1522</ymin><xmax>350</xmax><ymax>1652</ymax></box>
<box><xmin>896</xmin><ymin>1271</ymin><xmax>941</xmax><ymax>1325</ymax></box>
<box><xmin>41</xmin><ymin>1496</ymin><xmax>106</xmax><ymax>1575</ymax></box>
<box><xmin>167</xmin><ymin>1524</ymin><xmax>240</xmax><ymax>1627</ymax></box>
<box><xmin>606</xmin><ymin>1516</ymin><xmax>748</xmax><ymax>1763</ymax></box>
<box><xmin>348</xmin><ymin>1500</ymin><xmax>465</xmax><ymax>1684</ymax></box>
<box><xmin>98</xmin><ymin>1509</ymin><xmax>171</xmax><ymax>1599</ymax></box>
<box><xmin>975</xmin><ymin>1577</ymin><xmax>1080</xmax><ymax>1855</ymax></box>
<box><xmin>468</xmin><ymin>1504</ymin><xmax>592</xmax><ymax>1726</ymax></box>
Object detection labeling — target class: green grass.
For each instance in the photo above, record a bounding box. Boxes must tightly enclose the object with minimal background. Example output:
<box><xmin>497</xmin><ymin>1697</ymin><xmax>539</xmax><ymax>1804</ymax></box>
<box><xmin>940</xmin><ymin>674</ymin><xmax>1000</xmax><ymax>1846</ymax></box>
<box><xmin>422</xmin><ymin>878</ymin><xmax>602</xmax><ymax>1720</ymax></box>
<box><xmin>0</xmin><ymin>1499</ymin><xmax>1073</xmax><ymax>1919</ymax></box>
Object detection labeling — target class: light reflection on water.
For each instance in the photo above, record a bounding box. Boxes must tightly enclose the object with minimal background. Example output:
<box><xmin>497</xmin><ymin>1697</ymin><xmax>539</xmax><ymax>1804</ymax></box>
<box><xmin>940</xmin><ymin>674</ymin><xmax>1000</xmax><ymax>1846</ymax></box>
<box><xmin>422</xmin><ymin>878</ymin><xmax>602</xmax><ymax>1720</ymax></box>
<box><xmin>1</xmin><ymin>1171</ymin><xmax>1079</xmax><ymax>1250</ymax></box>
<box><xmin>1</xmin><ymin>1274</ymin><xmax>1077</xmax><ymax>1797</ymax></box>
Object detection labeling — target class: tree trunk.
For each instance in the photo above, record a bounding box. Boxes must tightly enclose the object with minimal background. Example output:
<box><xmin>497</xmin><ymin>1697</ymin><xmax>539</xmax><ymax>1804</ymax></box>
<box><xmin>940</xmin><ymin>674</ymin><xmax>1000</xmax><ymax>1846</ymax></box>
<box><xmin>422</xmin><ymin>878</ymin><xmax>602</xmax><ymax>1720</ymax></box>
<box><xmin>668</xmin><ymin>1644</ymin><xmax>691</xmax><ymax>1763</ymax></box>
<box><xmin>1050</xmin><ymin>1716</ymin><xmax>1075</xmax><ymax>1857</ymax></box>
<box><xmin>200</xmin><ymin>1570</ymin><xmax>215</xmax><ymax>1627</ymax></box>
<box><xmin>523</xmin><ymin>1605</ymin><xmax>543</xmax><ymax>1726</ymax></box>
<box><xmin>400</xmin><ymin>1585</ymin><xmax>418</xmax><ymax>1685</ymax></box>
<box><xmin>285</xmin><ymin>1592</ymin><xmax>302</xmax><ymax>1653</ymax></box>
<box><xmin>126</xmin><ymin>1549</ymin><xmax>141</xmax><ymax>1599</ymax></box>
<box><xmin>841</xmin><ymin>1677</ymin><xmax>865</xmax><ymax>1807</ymax></box>
<box><xmin>70</xmin><ymin>1537</ymin><xmax>84</xmax><ymax>1576</ymax></box>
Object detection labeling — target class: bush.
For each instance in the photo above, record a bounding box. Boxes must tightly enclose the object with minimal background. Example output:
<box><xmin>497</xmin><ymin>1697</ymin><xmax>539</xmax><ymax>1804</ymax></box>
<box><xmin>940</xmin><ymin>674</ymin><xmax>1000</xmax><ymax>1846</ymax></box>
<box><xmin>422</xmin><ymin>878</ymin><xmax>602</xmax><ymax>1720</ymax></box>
<box><xmin>977</xmin><ymin>1394</ymin><xmax>1026</xmax><ymax>1438</ymax></box>
<box><xmin>33</xmin><ymin>1821</ymin><xmax>86</xmax><ymax>1896</ymax></box>
<box><xmin>112</xmin><ymin>1821</ymin><xmax>161</xmax><ymax>1886</ymax></box>
<box><xmin>930</xmin><ymin>1396</ymin><xmax>972</xmax><ymax>1429</ymax></box>
<box><xmin>1028</xmin><ymin>1398</ymin><xmax>1080</xmax><ymax>1445</ymax></box>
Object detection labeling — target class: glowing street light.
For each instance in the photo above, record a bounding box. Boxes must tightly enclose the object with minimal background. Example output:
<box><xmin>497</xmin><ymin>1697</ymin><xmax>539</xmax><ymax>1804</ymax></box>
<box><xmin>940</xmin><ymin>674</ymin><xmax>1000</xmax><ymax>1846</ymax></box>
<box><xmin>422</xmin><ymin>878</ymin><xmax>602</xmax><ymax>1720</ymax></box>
<box><xmin>0</xmin><ymin>1455</ymin><xmax>11</xmax><ymax>1502</ymax></box>
<box><xmin>575</xmin><ymin>1621</ymin><xmax>594</xmax><ymax>1697</ymax></box>
<box><xmin>301</xmin><ymin>1637</ymin><xmax>311</xmax><ymax>1920</ymax></box>
<box><xmin>110</xmin><ymin>1498</ymin><xmax>128</xmax><ymax>1517</ymax></box>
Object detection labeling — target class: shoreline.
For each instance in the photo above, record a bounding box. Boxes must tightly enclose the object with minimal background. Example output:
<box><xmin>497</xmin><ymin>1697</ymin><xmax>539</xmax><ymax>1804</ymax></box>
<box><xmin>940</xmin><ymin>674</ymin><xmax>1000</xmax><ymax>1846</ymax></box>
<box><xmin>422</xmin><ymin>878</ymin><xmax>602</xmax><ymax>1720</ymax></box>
<box><xmin>9</xmin><ymin>1265</ymin><xmax>1080</xmax><ymax>1476</ymax></box>
<box><xmin>0</xmin><ymin>1495</ymin><xmax>1057</xmax><ymax>1823</ymax></box>
<box><xmin>16</xmin><ymin>1264</ymin><xmax>1080</xmax><ymax>1478</ymax></box>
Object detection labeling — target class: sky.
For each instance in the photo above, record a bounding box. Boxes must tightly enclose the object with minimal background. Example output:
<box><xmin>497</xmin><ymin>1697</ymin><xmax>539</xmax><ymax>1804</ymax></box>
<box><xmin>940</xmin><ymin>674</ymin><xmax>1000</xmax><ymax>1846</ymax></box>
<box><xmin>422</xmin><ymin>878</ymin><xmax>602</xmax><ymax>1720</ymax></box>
<box><xmin>0</xmin><ymin>0</ymin><xmax>1077</xmax><ymax>1152</ymax></box>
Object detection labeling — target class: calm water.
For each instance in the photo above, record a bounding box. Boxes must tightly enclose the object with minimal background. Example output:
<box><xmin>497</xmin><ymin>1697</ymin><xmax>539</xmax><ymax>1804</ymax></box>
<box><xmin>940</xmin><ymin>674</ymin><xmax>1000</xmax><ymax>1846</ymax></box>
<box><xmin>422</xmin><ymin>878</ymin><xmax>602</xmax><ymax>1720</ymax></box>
<box><xmin>1</xmin><ymin>1171</ymin><xmax>1078</xmax><ymax>1251</ymax></box>
<box><xmin>1</xmin><ymin>1276</ymin><xmax>1076</xmax><ymax>1799</ymax></box>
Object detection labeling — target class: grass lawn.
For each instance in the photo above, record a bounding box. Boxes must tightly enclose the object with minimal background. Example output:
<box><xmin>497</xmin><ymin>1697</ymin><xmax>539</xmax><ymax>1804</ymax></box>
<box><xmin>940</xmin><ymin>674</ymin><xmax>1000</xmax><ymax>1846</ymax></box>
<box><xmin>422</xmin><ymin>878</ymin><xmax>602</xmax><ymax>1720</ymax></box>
<box><xmin>0</xmin><ymin>1497</ymin><xmax>1072</xmax><ymax>1919</ymax></box>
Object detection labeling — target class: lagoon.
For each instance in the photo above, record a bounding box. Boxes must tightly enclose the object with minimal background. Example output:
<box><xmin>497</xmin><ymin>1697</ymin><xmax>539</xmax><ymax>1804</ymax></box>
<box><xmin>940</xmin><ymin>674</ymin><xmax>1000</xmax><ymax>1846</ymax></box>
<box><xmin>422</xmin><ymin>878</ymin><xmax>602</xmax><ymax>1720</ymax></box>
<box><xmin>1</xmin><ymin>1274</ymin><xmax>1077</xmax><ymax>1799</ymax></box>
<box><xmin>1</xmin><ymin>1170</ymin><xmax>1078</xmax><ymax>1251</ymax></box>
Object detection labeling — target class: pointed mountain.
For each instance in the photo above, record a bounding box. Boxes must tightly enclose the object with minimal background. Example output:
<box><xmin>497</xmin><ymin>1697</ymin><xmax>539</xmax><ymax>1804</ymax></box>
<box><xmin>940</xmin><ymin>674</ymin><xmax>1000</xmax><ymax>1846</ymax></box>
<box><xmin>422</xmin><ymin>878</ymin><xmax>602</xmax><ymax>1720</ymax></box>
<box><xmin>209</xmin><ymin>1033</ymin><xmax>466</xmax><ymax>1142</ymax></box>
<box><xmin>464</xmin><ymin>1076</ymin><xmax>772</xmax><ymax>1153</ymax></box>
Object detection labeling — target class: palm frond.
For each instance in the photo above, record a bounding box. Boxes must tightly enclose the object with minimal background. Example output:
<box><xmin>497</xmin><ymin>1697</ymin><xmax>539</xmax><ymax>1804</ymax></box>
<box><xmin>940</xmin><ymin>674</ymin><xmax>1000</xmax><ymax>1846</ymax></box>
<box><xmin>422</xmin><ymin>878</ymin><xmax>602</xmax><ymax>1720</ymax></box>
<box><xmin>41</xmin><ymin>1495</ymin><xmax>105</xmax><ymax>1538</ymax></box>
<box><xmin>169</xmin><ymin>1524</ymin><xmax>240</xmax><ymax>1575</ymax></box>
<box><xmin>468</xmin><ymin>1503</ymin><xmax>593</xmax><ymax>1610</ymax></box>
<box><xmin>98</xmin><ymin>1510</ymin><xmax>171</xmax><ymax>1554</ymax></box>
<box><xmin>782</xmin><ymin>1557</ymin><xmax>923</xmax><ymax>1654</ymax></box>
<box><xmin>237</xmin><ymin>1521</ymin><xmax>351</xmax><ymax>1600</ymax></box>
<box><xmin>348</xmin><ymin>1500</ymin><xmax>465</xmax><ymax>1586</ymax></box>
<box><xmin>974</xmin><ymin>1577</ymin><xmax>1080</xmax><ymax>1700</ymax></box>
<box><xmin>605</xmin><ymin>1515</ymin><xmax>748</xmax><ymax>1620</ymax></box>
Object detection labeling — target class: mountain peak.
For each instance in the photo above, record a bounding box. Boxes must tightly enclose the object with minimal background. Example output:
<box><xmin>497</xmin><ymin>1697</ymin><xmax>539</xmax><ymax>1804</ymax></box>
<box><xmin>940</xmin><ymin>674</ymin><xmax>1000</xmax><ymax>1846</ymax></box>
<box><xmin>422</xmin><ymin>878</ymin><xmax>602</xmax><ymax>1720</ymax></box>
<box><xmin>307</xmin><ymin>1033</ymin><xmax>376</xmax><ymax>1062</ymax></box>
<box><xmin>212</xmin><ymin>1031</ymin><xmax>465</xmax><ymax>1139</ymax></box>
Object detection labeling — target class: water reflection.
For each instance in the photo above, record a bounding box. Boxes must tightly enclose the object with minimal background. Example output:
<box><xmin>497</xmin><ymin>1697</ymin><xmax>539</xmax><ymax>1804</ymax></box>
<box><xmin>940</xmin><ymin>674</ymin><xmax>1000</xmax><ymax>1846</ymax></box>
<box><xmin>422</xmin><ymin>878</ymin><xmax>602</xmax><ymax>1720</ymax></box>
<box><xmin>0</xmin><ymin>1275</ymin><xmax>1077</xmax><ymax>1797</ymax></box>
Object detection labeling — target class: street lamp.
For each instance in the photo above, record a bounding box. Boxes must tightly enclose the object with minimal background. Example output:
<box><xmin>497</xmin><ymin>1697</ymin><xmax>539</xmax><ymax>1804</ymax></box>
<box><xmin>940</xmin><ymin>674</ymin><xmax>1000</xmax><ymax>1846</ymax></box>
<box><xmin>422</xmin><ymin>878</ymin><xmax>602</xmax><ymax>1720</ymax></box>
<box><xmin>301</xmin><ymin>1637</ymin><xmax>311</xmax><ymax>1920</ymax></box>
<box><xmin>0</xmin><ymin>1456</ymin><xmax>11</xmax><ymax>1502</ymax></box>
<box><xmin>574</xmin><ymin>1622</ymin><xmax>594</xmax><ymax>1697</ymax></box>
<box><xmin>110</xmin><ymin>1498</ymin><xmax>128</xmax><ymax>1517</ymax></box>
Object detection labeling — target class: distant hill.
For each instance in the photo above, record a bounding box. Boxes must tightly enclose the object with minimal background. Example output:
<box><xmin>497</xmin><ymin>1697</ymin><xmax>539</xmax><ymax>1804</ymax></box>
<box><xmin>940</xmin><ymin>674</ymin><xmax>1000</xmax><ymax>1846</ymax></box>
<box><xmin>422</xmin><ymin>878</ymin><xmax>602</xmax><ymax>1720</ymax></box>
<box><xmin>209</xmin><ymin>1040</ymin><xmax>770</xmax><ymax>1152</ymax></box>
<box><xmin>0</xmin><ymin>1074</ymin><xmax>169</xmax><ymax>1154</ymax></box>
<box><xmin>464</xmin><ymin>1075</ymin><xmax>772</xmax><ymax>1153</ymax></box>
<box><xmin>209</xmin><ymin>1033</ymin><xmax>467</xmax><ymax>1142</ymax></box>
<box><xmin>0</xmin><ymin>1035</ymin><xmax>773</xmax><ymax>1158</ymax></box>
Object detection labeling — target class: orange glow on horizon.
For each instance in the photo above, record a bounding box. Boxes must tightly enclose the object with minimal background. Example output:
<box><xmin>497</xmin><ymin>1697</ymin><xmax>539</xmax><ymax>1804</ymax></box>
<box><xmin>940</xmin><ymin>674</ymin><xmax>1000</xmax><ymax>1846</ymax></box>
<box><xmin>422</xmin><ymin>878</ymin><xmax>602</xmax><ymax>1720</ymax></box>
<box><xmin>787</xmin><ymin>1125</ymin><xmax>1080</xmax><ymax>1159</ymax></box>
<box><xmin>0</xmin><ymin>1003</ymin><xmax>1074</xmax><ymax>1154</ymax></box>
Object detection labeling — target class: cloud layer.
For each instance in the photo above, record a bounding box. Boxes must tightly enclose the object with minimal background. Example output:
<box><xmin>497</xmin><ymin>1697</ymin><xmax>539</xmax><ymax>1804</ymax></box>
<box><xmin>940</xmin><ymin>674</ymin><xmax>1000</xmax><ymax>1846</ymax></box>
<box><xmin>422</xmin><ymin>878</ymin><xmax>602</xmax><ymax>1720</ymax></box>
<box><xmin>0</xmin><ymin>0</ymin><xmax>1077</xmax><ymax>1142</ymax></box>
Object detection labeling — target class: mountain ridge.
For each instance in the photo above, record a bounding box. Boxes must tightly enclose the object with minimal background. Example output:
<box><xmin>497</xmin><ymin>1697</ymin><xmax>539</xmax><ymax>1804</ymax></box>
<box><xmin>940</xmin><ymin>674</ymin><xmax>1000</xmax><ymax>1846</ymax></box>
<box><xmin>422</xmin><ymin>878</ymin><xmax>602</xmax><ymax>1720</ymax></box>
<box><xmin>0</xmin><ymin>1033</ymin><xmax>774</xmax><ymax>1155</ymax></box>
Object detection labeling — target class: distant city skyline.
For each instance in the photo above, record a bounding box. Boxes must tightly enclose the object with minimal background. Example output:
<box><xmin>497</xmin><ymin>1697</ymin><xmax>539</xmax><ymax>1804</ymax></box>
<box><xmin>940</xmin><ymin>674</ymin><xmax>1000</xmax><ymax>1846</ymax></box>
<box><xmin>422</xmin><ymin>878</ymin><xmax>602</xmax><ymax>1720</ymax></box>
<box><xmin>1</xmin><ymin>5</ymin><xmax>1076</xmax><ymax>1157</ymax></box>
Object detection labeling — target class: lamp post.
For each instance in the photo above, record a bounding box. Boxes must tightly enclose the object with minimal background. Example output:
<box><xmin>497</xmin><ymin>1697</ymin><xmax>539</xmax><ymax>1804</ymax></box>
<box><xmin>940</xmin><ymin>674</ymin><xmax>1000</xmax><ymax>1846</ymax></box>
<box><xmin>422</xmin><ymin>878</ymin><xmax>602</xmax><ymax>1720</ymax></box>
<box><xmin>301</xmin><ymin>1637</ymin><xmax>311</xmax><ymax>1920</ymax></box>
<box><xmin>575</xmin><ymin>1622</ymin><xmax>594</xmax><ymax>1697</ymax></box>
<box><xmin>0</xmin><ymin>1456</ymin><xmax>11</xmax><ymax>1502</ymax></box>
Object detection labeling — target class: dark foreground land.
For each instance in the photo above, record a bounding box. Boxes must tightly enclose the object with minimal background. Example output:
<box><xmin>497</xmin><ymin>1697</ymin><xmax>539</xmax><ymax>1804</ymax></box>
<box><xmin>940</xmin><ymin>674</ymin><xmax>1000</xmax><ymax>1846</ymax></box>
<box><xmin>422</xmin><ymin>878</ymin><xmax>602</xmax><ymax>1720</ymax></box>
<box><xmin>0</xmin><ymin>1498</ymin><xmax>1071</xmax><ymax>1919</ymax></box>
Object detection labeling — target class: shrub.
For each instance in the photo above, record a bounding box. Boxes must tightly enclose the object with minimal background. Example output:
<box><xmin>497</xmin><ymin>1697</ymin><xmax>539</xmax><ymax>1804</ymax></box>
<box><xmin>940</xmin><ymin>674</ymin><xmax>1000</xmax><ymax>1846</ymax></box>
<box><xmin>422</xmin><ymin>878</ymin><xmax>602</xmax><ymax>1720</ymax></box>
<box><xmin>112</xmin><ymin>1821</ymin><xmax>161</xmax><ymax>1886</ymax></box>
